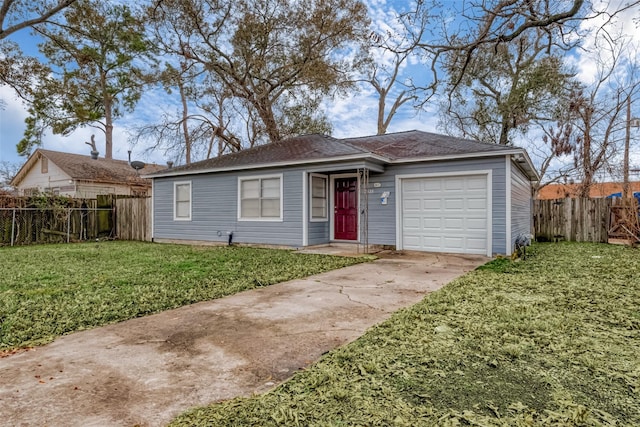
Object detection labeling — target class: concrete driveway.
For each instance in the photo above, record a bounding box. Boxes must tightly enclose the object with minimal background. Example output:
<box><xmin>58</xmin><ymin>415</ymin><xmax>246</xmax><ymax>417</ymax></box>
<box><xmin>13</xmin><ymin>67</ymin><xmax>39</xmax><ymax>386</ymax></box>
<box><xmin>0</xmin><ymin>251</ymin><xmax>487</xmax><ymax>427</ymax></box>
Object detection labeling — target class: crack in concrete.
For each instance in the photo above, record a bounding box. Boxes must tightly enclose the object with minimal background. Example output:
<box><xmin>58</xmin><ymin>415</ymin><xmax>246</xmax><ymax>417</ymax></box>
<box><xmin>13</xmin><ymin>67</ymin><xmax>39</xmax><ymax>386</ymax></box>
<box><xmin>338</xmin><ymin>286</ymin><xmax>388</xmax><ymax>312</ymax></box>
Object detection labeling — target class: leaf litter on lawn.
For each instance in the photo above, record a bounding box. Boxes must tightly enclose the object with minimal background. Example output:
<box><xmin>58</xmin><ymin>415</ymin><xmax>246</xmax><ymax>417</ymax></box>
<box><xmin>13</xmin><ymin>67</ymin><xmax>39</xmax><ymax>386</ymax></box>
<box><xmin>171</xmin><ymin>242</ymin><xmax>640</xmax><ymax>426</ymax></box>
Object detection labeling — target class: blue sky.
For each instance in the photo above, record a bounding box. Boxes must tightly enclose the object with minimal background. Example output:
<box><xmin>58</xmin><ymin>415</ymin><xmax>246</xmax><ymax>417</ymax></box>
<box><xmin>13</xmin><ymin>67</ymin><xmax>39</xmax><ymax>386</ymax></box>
<box><xmin>1</xmin><ymin>0</ymin><xmax>638</xmax><ymax>181</ymax></box>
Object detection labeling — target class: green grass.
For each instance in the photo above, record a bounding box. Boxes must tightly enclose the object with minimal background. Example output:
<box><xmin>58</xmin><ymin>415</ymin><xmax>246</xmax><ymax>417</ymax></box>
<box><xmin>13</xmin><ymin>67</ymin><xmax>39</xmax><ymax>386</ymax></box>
<box><xmin>0</xmin><ymin>241</ymin><xmax>365</xmax><ymax>350</ymax></box>
<box><xmin>171</xmin><ymin>242</ymin><xmax>640</xmax><ymax>426</ymax></box>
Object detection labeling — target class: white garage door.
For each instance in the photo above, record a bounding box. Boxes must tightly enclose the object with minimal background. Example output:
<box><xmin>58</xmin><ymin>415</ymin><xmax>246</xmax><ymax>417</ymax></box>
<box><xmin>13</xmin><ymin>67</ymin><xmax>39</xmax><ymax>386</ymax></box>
<box><xmin>400</xmin><ymin>175</ymin><xmax>489</xmax><ymax>255</ymax></box>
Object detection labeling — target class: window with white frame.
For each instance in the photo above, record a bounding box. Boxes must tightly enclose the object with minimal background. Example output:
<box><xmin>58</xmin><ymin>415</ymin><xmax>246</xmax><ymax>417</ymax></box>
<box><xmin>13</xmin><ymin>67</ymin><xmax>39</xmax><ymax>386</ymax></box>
<box><xmin>239</xmin><ymin>175</ymin><xmax>282</xmax><ymax>220</ymax></box>
<box><xmin>310</xmin><ymin>175</ymin><xmax>328</xmax><ymax>220</ymax></box>
<box><xmin>174</xmin><ymin>181</ymin><xmax>191</xmax><ymax>220</ymax></box>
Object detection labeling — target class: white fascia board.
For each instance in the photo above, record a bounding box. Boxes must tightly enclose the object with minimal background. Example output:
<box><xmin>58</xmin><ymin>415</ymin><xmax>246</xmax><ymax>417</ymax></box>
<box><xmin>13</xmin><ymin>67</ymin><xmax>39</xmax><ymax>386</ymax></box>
<box><xmin>143</xmin><ymin>153</ymin><xmax>390</xmax><ymax>179</ymax></box>
<box><xmin>389</xmin><ymin>149</ymin><xmax>524</xmax><ymax>164</ymax></box>
<box><xmin>391</xmin><ymin>149</ymin><xmax>540</xmax><ymax>182</ymax></box>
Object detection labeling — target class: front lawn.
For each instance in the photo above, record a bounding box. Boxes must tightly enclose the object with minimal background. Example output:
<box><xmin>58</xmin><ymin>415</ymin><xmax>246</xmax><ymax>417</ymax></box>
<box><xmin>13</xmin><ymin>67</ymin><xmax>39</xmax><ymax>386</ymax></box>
<box><xmin>0</xmin><ymin>241</ymin><xmax>365</xmax><ymax>350</ymax></box>
<box><xmin>172</xmin><ymin>242</ymin><xmax>640</xmax><ymax>426</ymax></box>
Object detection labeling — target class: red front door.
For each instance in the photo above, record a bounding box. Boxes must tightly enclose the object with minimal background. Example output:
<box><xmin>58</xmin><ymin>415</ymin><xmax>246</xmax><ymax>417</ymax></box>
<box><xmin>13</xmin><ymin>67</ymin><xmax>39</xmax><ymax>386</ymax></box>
<box><xmin>334</xmin><ymin>177</ymin><xmax>358</xmax><ymax>241</ymax></box>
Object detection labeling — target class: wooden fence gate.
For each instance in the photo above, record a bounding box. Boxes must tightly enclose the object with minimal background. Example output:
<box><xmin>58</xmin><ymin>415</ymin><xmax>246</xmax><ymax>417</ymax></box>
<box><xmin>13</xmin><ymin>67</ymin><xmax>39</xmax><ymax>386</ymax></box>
<box><xmin>608</xmin><ymin>198</ymin><xmax>640</xmax><ymax>245</ymax></box>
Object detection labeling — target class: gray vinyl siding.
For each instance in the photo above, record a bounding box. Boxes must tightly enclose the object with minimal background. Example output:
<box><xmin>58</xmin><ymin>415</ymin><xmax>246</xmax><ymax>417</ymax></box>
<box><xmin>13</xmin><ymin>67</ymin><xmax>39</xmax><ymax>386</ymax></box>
<box><xmin>510</xmin><ymin>163</ymin><xmax>533</xmax><ymax>252</ymax></box>
<box><xmin>153</xmin><ymin>168</ymin><xmax>304</xmax><ymax>247</ymax></box>
<box><xmin>153</xmin><ymin>155</ymin><xmax>513</xmax><ymax>254</ymax></box>
<box><xmin>364</xmin><ymin>156</ymin><xmax>509</xmax><ymax>254</ymax></box>
<box><xmin>308</xmin><ymin>221</ymin><xmax>329</xmax><ymax>245</ymax></box>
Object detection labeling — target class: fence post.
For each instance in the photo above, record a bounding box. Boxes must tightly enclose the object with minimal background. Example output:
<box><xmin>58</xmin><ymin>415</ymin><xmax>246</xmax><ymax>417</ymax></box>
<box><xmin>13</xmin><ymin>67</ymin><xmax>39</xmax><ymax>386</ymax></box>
<box><xmin>10</xmin><ymin>208</ymin><xmax>16</xmax><ymax>247</ymax></box>
<box><xmin>67</xmin><ymin>208</ymin><xmax>71</xmax><ymax>243</ymax></box>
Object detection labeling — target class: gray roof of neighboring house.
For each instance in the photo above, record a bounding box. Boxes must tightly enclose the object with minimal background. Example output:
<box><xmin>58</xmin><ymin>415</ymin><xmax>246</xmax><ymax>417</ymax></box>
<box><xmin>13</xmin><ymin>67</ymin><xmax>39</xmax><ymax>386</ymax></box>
<box><xmin>146</xmin><ymin>130</ymin><xmax>538</xmax><ymax>180</ymax></box>
<box><xmin>11</xmin><ymin>149</ymin><xmax>165</xmax><ymax>187</ymax></box>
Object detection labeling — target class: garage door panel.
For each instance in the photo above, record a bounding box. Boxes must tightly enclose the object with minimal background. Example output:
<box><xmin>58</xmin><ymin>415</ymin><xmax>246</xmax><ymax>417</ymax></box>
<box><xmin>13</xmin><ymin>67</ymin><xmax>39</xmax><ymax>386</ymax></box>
<box><xmin>444</xmin><ymin>178</ymin><xmax>465</xmax><ymax>191</ymax></box>
<box><xmin>466</xmin><ymin>177</ymin><xmax>487</xmax><ymax>190</ymax></box>
<box><xmin>422</xmin><ymin>200</ymin><xmax>441</xmax><ymax>210</ymax></box>
<box><xmin>421</xmin><ymin>180</ymin><xmax>443</xmax><ymax>191</ymax></box>
<box><xmin>401</xmin><ymin>175</ymin><xmax>488</xmax><ymax>255</ymax></box>
<box><xmin>467</xmin><ymin>198</ymin><xmax>487</xmax><ymax>209</ymax></box>
<box><xmin>403</xmin><ymin>217</ymin><xmax>422</xmax><ymax>229</ymax></box>
<box><xmin>443</xmin><ymin>236</ymin><xmax>464</xmax><ymax>249</ymax></box>
<box><xmin>466</xmin><ymin>238</ymin><xmax>487</xmax><ymax>250</ymax></box>
<box><xmin>444</xmin><ymin>198</ymin><xmax>464</xmax><ymax>210</ymax></box>
<box><xmin>403</xmin><ymin>198</ymin><xmax>421</xmax><ymax>210</ymax></box>
<box><xmin>467</xmin><ymin>218</ymin><xmax>487</xmax><ymax>230</ymax></box>
<box><xmin>423</xmin><ymin>236</ymin><xmax>443</xmax><ymax>248</ymax></box>
<box><xmin>403</xmin><ymin>235</ymin><xmax>421</xmax><ymax>247</ymax></box>
<box><xmin>423</xmin><ymin>222</ymin><xmax>443</xmax><ymax>231</ymax></box>
<box><xmin>444</xmin><ymin>218</ymin><xmax>463</xmax><ymax>229</ymax></box>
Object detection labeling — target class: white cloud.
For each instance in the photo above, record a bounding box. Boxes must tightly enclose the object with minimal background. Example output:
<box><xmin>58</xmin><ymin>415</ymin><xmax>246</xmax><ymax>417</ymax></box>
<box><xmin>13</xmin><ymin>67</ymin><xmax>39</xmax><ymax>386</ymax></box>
<box><xmin>0</xmin><ymin>85</ymin><xmax>29</xmax><ymax>163</ymax></box>
<box><xmin>574</xmin><ymin>0</ymin><xmax>640</xmax><ymax>85</ymax></box>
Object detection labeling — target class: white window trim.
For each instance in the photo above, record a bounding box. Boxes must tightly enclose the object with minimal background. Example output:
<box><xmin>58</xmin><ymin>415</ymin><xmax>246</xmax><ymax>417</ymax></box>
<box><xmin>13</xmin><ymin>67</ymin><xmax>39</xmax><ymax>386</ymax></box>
<box><xmin>309</xmin><ymin>173</ymin><xmax>329</xmax><ymax>222</ymax></box>
<box><xmin>173</xmin><ymin>181</ymin><xmax>192</xmax><ymax>221</ymax></box>
<box><xmin>237</xmin><ymin>173</ymin><xmax>284</xmax><ymax>222</ymax></box>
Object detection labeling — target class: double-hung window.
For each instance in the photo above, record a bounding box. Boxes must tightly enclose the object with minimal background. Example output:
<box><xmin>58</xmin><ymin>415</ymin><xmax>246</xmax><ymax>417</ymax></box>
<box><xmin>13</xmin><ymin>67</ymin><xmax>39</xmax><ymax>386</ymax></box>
<box><xmin>174</xmin><ymin>181</ymin><xmax>192</xmax><ymax>220</ymax></box>
<box><xmin>239</xmin><ymin>175</ymin><xmax>282</xmax><ymax>220</ymax></box>
<box><xmin>310</xmin><ymin>175</ymin><xmax>328</xmax><ymax>221</ymax></box>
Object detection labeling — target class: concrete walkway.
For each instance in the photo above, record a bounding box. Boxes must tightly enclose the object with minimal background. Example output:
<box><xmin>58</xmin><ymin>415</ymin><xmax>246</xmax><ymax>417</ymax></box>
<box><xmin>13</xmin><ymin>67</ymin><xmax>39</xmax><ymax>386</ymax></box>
<box><xmin>0</xmin><ymin>251</ymin><xmax>487</xmax><ymax>427</ymax></box>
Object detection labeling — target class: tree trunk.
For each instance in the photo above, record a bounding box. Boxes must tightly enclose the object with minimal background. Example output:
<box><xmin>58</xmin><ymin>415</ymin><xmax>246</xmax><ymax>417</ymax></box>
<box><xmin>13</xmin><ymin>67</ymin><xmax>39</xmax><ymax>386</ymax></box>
<box><xmin>178</xmin><ymin>75</ymin><xmax>191</xmax><ymax>164</ymax></box>
<box><xmin>498</xmin><ymin>119</ymin><xmax>510</xmax><ymax>145</ymax></box>
<box><xmin>104</xmin><ymin>99</ymin><xmax>113</xmax><ymax>159</ymax></box>
<box><xmin>255</xmin><ymin>98</ymin><xmax>281</xmax><ymax>143</ymax></box>
<box><xmin>102</xmin><ymin>71</ymin><xmax>113</xmax><ymax>159</ymax></box>
<box><xmin>579</xmin><ymin>117</ymin><xmax>593</xmax><ymax>198</ymax></box>
<box><xmin>376</xmin><ymin>87</ymin><xmax>387</xmax><ymax>135</ymax></box>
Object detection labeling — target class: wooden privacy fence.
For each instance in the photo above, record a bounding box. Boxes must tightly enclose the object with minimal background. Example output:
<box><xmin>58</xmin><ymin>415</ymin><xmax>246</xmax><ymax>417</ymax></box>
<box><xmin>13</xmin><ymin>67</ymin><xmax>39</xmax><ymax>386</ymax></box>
<box><xmin>114</xmin><ymin>197</ymin><xmax>152</xmax><ymax>241</ymax></box>
<box><xmin>0</xmin><ymin>195</ymin><xmax>152</xmax><ymax>246</ymax></box>
<box><xmin>534</xmin><ymin>198</ymin><xmax>611</xmax><ymax>243</ymax></box>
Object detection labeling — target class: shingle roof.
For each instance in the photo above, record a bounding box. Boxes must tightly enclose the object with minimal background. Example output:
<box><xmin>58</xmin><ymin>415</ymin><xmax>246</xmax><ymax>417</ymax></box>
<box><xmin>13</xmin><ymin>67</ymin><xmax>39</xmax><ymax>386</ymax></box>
<box><xmin>147</xmin><ymin>130</ymin><xmax>536</xmax><ymax>179</ymax></box>
<box><xmin>11</xmin><ymin>149</ymin><xmax>164</xmax><ymax>187</ymax></box>
<box><xmin>161</xmin><ymin>134</ymin><xmax>370</xmax><ymax>175</ymax></box>
<box><xmin>343</xmin><ymin>130</ymin><xmax>513</xmax><ymax>159</ymax></box>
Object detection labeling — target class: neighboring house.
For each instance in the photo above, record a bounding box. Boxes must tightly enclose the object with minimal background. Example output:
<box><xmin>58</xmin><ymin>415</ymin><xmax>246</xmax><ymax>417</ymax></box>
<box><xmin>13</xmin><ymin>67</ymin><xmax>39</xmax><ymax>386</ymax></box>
<box><xmin>147</xmin><ymin>130</ymin><xmax>539</xmax><ymax>256</ymax></box>
<box><xmin>11</xmin><ymin>149</ymin><xmax>164</xmax><ymax>198</ymax></box>
<box><xmin>537</xmin><ymin>182</ymin><xmax>640</xmax><ymax>200</ymax></box>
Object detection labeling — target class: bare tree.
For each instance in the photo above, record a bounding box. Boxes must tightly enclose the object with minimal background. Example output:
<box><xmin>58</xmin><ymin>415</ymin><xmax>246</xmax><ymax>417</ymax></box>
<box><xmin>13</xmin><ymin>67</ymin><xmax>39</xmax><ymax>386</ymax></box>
<box><xmin>420</xmin><ymin>0</ymin><xmax>586</xmax><ymax>91</ymax></box>
<box><xmin>549</xmin><ymin>34</ymin><xmax>640</xmax><ymax>197</ymax></box>
<box><xmin>0</xmin><ymin>160</ymin><xmax>20</xmax><ymax>190</ymax></box>
<box><xmin>362</xmin><ymin>5</ymin><xmax>433</xmax><ymax>134</ymax></box>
